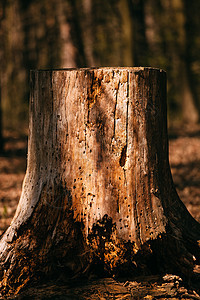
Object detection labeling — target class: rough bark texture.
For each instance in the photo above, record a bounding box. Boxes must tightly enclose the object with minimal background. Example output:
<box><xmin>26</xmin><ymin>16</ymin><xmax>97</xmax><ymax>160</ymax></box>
<box><xmin>0</xmin><ymin>67</ymin><xmax>200</xmax><ymax>297</ymax></box>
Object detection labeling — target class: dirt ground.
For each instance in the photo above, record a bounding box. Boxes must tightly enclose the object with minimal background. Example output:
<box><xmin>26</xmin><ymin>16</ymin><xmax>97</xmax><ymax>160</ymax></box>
<box><xmin>0</xmin><ymin>130</ymin><xmax>27</xmax><ymax>236</ymax></box>
<box><xmin>169</xmin><ymin>124</ymin><xmax>200</xmax><ymax>224</ymax></box>
<box><xmin>0</xmin><ymin>125</ymin><xmax>200</xmax><ymax>299</ymax></box>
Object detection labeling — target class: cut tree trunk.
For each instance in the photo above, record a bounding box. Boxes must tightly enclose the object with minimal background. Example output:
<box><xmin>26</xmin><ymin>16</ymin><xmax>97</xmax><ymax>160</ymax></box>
<box><xmin>0</xmin><ymin>67</ymin><xmax>200</xmax><ymax>297</ymax></box>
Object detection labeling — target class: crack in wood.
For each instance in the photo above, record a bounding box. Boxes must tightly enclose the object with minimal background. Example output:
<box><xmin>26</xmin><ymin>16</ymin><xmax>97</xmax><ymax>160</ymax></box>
<box><xmin>119</xmin><ymin>145</ymin><xmax>127</xmax><ymax>167</ymax></box>
<box><xmin>123</xmin><ymin>168</ymin><xmax>127</xmax><ymax>186</ymax></box>
<box><xmin>87</xmin><ymin>71</ymin><xmax>102</xmax><ymax>125</ymax></box>
<box><xmin>113</xmin><ymin>82</ymin><xmax>119</xmax><ymax>141</ymax></box>
<box><xmin>124</xmin><ymin>72</ymin><xmax>130</xmax><ymax>185</ymax></box>
<box><xmin>126</xmin><ymin>72</ymin><xmax>129</xmax><ymax>148</ymax></box>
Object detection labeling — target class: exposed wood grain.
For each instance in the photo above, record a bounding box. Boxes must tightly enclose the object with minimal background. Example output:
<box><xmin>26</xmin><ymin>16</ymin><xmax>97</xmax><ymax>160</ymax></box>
<box><xmin>0</xmin><ymin>67</ymin><xmax>200</xmax><ymax>297</ymax></box>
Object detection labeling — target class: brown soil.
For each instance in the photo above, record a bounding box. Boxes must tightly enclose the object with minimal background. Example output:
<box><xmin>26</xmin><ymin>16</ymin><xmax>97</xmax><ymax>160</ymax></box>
<box><xmin>0</xmin><ymin>125</ymin><xmax>200</xmax><ymax>299</ymax></box>
<box><xmin>0</xmin><ymin>130</ymin><xmax>27</xmax><ymax>236</ymax></box>
<box><xmin>169</xmin><ymin>124</ymin><xmax>200</xmax><ymax>224</ymax></box>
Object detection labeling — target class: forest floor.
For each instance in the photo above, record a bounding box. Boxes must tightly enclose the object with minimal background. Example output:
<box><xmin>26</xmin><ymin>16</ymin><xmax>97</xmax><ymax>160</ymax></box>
<box><xmin>0</xmin><ymin>124</ymin><xmax>200</xmax><ymax>299</ymax></box>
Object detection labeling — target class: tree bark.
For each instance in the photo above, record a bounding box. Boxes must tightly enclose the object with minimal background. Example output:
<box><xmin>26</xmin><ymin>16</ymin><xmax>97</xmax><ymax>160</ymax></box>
<box><xmin>0</xmin><ymin>67</ymin><xmax>200</xmax><ymax>297</ymax></box>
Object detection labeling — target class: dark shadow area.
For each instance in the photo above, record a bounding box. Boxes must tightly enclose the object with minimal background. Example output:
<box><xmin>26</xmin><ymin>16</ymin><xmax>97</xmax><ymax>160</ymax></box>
<box><xmin>169</xmin><ymin>126</ymin><xmax>200</xmax><ymax>140</ymax></box>
<box><xmin>12</xmin><ymin>273</ymin><xmax>200</xmax><ymax>299</ymax></box>
<box><xmin>1</xmin><ymin>134</ymin><xmax>28</xmax><ymax>158</ymax></box>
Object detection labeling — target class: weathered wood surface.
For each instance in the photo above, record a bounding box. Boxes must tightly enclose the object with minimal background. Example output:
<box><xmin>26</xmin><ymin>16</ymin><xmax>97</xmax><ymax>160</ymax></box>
<box><xmin>0</xmin><ymin>67</ymin><xmax>200</xmax><ymax>297</ymax></box>
<box><xmin>9</xmin><ymin>67</ymin><xmax>167</xmax><ymax>243</ymax></box>
<box><xmin>11</xmin><ymin>274</ymin><xmax>200</xmax><ymax>299</ymax></box>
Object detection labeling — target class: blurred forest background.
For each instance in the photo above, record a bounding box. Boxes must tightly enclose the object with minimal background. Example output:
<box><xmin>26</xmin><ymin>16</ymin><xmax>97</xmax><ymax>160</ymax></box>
<box><xmin>0</xmin><ymin>0</ymin><xmax>200</xmax><ymax>144</ymax></box>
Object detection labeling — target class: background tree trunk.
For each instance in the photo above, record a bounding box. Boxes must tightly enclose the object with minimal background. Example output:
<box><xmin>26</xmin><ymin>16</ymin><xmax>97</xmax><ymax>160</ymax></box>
<box><xmin>0</xmin><ymin>67</ymin><xmax>200</xmax><ymax>297</ymax></box>
<box><xmin>0</xmin><ymin>80</ymin><xmax>3</xmax><ymax>153</ymax></box>
<box><xmin>0</xmin><ymin>1</ymin><xmax>5</xmax><ymax>153</ymax></box>
<box><xmin>128</xmin><ymin>0</ymin><xmax>149</xmax><ymax>66</ymax></box>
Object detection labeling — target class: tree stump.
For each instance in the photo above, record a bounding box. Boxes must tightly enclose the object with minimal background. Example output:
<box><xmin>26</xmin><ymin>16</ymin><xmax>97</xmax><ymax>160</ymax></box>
<box><xmin>0</xmin><ymin>67</ymin><xmax>200</xmax><ymax>297</ymax></box>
